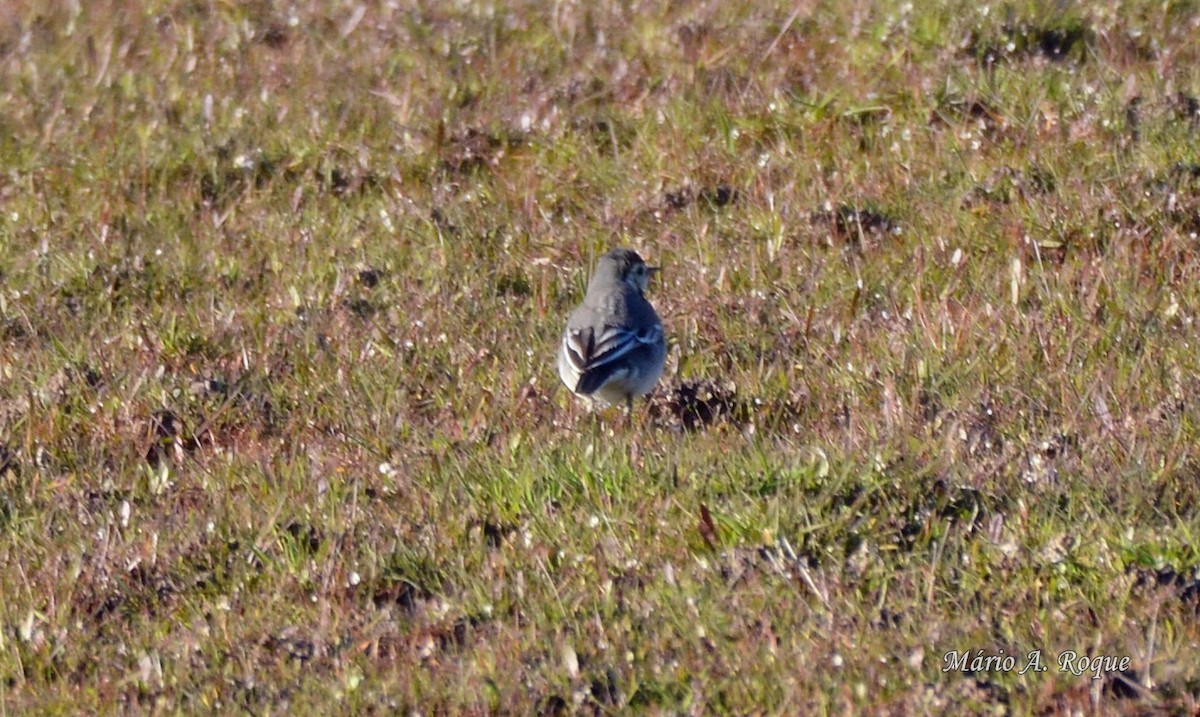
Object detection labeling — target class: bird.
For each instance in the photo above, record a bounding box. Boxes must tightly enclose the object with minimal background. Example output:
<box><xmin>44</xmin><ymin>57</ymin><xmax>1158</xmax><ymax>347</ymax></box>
<box><xmin>558</xmin><ymin>248</ymin><xmax>667</xmax><ymax>414</ymax></box>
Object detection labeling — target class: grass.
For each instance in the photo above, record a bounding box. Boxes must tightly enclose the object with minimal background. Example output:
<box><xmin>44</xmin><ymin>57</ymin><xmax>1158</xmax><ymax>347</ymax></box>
<box><xmin>3</xmin><ymin>0</ymin><xmax>1200</xmax><ymax>713</ymax></box>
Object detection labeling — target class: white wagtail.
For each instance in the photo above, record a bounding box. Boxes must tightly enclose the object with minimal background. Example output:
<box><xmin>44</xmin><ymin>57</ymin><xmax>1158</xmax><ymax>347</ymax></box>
<box><xmin>558</xmin><ymin>248</ymin><xmax>667</xmax><ymax>413</ymax></box>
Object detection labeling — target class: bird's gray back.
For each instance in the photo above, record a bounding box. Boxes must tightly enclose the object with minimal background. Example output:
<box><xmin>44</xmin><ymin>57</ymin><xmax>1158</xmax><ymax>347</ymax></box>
<box><xmin>570</xmin><ymin>283</ymin><xmax>658</xmax><ymax>331</ymax></box>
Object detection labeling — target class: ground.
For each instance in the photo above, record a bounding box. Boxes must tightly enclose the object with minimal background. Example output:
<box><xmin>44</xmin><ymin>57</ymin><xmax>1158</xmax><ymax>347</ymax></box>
<box><xmin>2</xmin><ymin>0</ymin><xmax>1200</xmax><ymax>714</ymax></box>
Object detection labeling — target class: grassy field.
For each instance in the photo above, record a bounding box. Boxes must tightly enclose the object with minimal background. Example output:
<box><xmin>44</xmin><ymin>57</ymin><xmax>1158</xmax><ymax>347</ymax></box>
<box><xmin>3</xmin><ymin>0</ymin><xmax>1200</xmax><ymax>713</ymax></box>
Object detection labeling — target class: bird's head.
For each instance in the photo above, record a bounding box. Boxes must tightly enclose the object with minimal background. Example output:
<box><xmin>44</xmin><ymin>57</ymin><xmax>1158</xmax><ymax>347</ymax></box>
<box><xmin>592</xmin><ymin>248</ymin><xmax>659</xmax><ymax>295</ymax></box>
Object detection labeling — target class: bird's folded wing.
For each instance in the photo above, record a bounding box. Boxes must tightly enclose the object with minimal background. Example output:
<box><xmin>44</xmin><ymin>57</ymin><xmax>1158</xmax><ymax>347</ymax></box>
<box><xmin>565</xmin><ymin>323</ymin><xmax>660</xmax><ymax>372</ymax></box>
